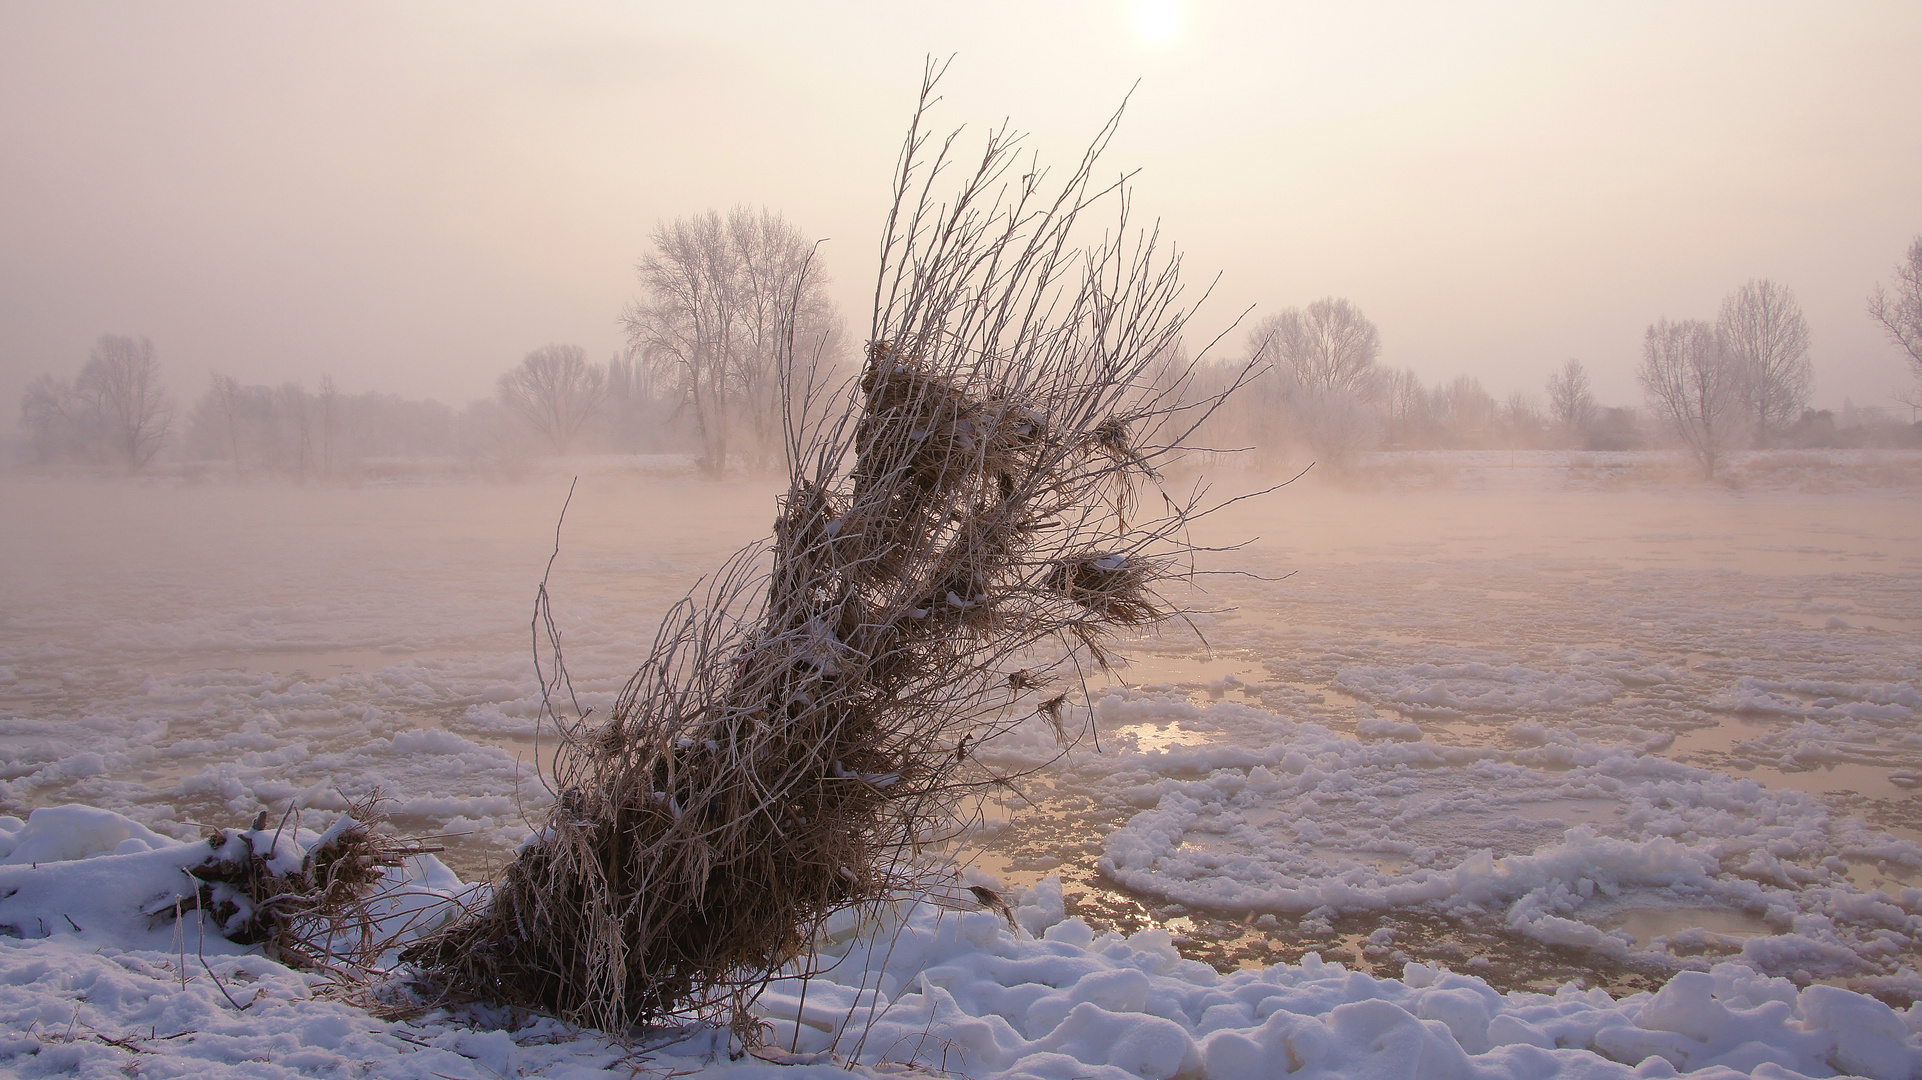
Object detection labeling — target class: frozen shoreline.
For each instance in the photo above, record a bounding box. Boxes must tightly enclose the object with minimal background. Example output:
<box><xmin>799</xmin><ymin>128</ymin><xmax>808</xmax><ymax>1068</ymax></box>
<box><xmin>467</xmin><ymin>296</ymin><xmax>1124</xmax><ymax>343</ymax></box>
<box><xmin>4</xmin><ymin>804</ymin><xmax>1921</xmax><ymax>1080</ymax></box>
<box><xmin>4</xmin><ymin>454</ymin><xmax>1922</xmax><ymax>1075</ymax></box>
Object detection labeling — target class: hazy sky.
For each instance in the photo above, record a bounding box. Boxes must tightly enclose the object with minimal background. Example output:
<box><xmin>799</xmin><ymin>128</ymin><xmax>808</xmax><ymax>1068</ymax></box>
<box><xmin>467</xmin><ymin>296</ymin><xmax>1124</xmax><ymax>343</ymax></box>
<box><xmin>3</xmin><ymin>2</ymin><xmax>1919</xmax><ymax>423</ymax></box>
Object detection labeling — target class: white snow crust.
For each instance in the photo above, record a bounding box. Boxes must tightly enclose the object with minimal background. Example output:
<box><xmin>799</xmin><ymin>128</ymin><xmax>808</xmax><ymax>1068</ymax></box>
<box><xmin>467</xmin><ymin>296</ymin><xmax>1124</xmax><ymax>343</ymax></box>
<box><xmin>5</xmin><ymin>809</ymin><xmax>1922</xmax><ymax>1079</ymax></box>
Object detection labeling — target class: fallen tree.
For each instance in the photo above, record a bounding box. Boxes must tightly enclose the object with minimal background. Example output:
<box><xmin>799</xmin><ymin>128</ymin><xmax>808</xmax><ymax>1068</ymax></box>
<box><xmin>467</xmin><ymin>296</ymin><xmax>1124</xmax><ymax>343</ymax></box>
<box><xmin>403</xmin><ymin>63</ymin><xmax>1249</xmax><ymax>1034</ymax></box>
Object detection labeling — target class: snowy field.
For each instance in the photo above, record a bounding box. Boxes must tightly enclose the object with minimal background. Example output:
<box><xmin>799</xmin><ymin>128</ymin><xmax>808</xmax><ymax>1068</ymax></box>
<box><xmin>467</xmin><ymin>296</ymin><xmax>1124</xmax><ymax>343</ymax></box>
<box><xmin>4</xmin><ymin>450</ymin><xmax>1922</xmax><ymax>1079</ymax></box>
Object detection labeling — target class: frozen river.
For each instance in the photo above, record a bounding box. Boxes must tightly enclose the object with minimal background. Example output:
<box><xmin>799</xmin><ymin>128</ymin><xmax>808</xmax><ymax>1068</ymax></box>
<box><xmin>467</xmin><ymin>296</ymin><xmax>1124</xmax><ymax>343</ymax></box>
<box><xmin>4</xmin><ymin>452</ymin><xmax>1920</xmax><ymax>1001</ymax></box>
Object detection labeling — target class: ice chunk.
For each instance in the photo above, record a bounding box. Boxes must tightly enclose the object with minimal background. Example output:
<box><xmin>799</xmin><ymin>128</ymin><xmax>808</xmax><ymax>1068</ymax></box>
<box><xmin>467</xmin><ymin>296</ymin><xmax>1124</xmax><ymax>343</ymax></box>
<box><xmin>1801</xmin><ymin>984</ymin><xmax>1914</xmax><ymax>1080</ymax></box>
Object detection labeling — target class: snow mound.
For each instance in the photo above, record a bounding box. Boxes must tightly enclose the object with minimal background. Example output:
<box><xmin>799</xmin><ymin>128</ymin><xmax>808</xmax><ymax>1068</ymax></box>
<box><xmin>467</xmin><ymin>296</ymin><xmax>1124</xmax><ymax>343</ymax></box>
<box><xmin>0</xmin><ymin>803</ymin><xmax>173</xmax><ymax>865</ymax></box>
<box><xmin>752</xmin><ymin>881</ymin><xmax>1922</xmax><ymax>1080</ymax></box>
<box><xmin>0</xmin><ymin>805</ymin><xmax>468</xmax><ymax>960</ymax></box>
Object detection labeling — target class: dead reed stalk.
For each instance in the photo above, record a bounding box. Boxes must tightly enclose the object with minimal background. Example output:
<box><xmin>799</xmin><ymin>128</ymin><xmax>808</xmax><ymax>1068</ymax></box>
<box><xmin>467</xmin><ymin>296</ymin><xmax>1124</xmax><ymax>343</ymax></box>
<box><xmin>404</xmin><ymin>60</ymin><xmax>1253</xmax><ymax>1034</ymax></box>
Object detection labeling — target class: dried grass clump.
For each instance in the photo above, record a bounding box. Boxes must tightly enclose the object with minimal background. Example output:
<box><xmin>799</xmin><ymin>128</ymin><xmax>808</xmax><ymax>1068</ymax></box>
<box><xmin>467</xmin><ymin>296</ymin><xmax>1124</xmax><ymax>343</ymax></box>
<box><xmin>404</xmin><ymin>64</ymin><xmax>1253</xmax><ymax>1034</ymax></box>
<box><xmin>162</xmin><ymin>799</ymin><xmax>440</xmax><ymax>974</ymax></box>
<box><xmin>1048</xmin><ymin>550</ymin><xmax>1161</xmax><ymax>625</ymax></box>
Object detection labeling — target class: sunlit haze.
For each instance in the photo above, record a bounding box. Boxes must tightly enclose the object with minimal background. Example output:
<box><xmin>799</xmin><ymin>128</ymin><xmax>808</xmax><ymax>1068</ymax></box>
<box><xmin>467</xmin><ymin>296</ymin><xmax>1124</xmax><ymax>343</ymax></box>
<box><xmin>1134</xmin><ymin>1</ymin><xmax>1184</xmax><ymax>47</ymax></box>
<box><xmin>9</xmin><ymin>4</ymin><xmax>1922</xmax><ymax>1063</ymax></box>
<box><xmin>3</xmin><ymin>2</ymin><xmax>1919</xmax><ymax>416</ymax></box>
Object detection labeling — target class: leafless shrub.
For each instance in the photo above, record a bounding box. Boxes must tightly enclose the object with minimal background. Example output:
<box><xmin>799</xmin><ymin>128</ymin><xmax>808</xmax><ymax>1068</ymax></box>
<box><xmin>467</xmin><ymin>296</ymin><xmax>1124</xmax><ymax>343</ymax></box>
<box><xmin>403</xmin><ymin>63</ymin><xmax>1251</xmax><ymax>1034</ymax></box>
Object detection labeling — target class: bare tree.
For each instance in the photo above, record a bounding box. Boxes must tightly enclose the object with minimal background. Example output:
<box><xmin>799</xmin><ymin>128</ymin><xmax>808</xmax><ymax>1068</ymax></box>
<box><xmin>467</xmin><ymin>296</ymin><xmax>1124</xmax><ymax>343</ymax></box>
<box><xmin>498</xmin><ymin>344</ymin><xmax>608</xmax><ymax>455</ymax></box>
<box><xmin>1638</xmin><ymin>317</ymin><xmax>1742</xmax><ymax>478</ymax></box>
<box><xmin>1378</xmin><ymin>366</ymin><xmax>1433</xmax><ymax>447</ymax></box>
<box><xmin>625</xmin><ymin>207</ymin><xmax>837</xmax><ymax>477</ymax></box>
<box><xmin>208</xmin><ymin>374</ymin><xmax>248</xmax><ymax>470</ymax></box>
<box><xmin>74</xmin><ymin>335</ymin><xmax>174</xmax><ymax>470</ymax></box>
<box><xmin>1545</xmin><ymin>358</ymin><xmax>1597</xmax><ymax>444</ymax></box>
<box><xmin>276</xmin><ymin>382</ymin><xmax>316</xmax><ymax>477</ymax></box>
<box><xmin>1868</xmin><ymin>235</ymin><xmax>1922</xmax><ymax>409</ymax></box>
<box><xmin>1246</xmin><ymin>297</ymin><xmax>1381</xmax><ymax>398</ymax></box>
<box><xmin>317</xmin><ymin>375</ymin><xmax>340</xmax><ymax>477</ymax></box>
<box><xmin>1437</xmin><ymin>374</ymin><xmax>1499</xmax><ymax>447</ymax></box>
<box><xmin>628</xmin><ymin>213</ymin><xmax>738</xmax><ymax>475</ymax></box>
<box><xmin>1501</xmin><ymin>391</ymin><xmax>1546</xmax><ymax>447</ymax></box>
<box><xmin>728</xmin><ymin>207</ymin><xmax>839</xmax><ymax>472</ymax></box>
<box><xmin>1717</xmin><ymin>279</ymin><xmax>1812</xmax><ymax>446</ymax></box>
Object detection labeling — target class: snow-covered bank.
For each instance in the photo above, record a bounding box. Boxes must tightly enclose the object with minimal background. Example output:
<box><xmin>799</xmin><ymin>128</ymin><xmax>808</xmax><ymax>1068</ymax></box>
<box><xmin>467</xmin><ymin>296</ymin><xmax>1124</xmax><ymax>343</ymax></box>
<box><xmin>4</xmin><ymin>805</ymin><xmax>1922</xmax><ymax>1080</ymax></box>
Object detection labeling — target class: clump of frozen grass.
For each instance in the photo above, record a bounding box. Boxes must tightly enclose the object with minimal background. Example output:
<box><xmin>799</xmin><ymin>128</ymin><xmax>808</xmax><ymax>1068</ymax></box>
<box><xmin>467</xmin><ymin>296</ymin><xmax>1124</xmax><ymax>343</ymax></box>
<box><xmin>402</xmin><ymin>63</ymin><xmax>1252</xmax><ymax>1034</ymax></box>
<box><xmin>161</xmin><ymin>794</ymin><xmax>443</xmax><ymax>978</ymax></box>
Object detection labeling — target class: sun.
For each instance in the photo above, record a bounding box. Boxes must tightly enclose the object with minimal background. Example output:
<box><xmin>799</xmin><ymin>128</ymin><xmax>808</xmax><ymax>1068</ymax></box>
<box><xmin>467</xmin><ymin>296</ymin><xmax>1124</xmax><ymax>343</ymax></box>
<box><xmin>1133</xmin><ymin>0</ymin><xmax>1182</xmax><ymax>47</ymax></box>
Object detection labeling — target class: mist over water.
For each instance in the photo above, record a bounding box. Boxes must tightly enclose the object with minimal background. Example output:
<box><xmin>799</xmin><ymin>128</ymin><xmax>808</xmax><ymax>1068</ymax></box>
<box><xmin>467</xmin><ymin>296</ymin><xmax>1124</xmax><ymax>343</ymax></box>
<box><xmin>5</xmin><ymin>454</ymin><xmax>1919</xmax><ymax>997</ymax></box>
<box><xmin>8</xmin><ymin>7</ymin><xmax>1922</xmax><ymax>1076</ymax></box>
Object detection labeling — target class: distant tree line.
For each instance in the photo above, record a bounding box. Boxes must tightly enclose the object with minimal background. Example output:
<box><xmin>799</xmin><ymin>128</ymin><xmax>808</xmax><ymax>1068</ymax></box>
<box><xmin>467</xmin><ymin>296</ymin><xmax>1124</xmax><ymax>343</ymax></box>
<box><xmin>1189</xmin><ymin>298</ymin><xmax>1629</xmax><ymax>470</ymax></box>
<box><xmin>15</xmin><ymin>231</ymin><xmax>1922</xmax><ymax>477</ymax></box>
<box><xmin>17</xmin><ymin>346</ymin><xmax>680</xmax><ymax>477</ymax></box>
<box><xmin>12</xmin><ymin>203</ymin><xmax>844</xmax><ymax>477</ymax></box>
<box><xmin>482</xmin><ymin>206</ymin><xmax>843</xmax><ymax>473</ymax></box>
<box><xmin>178</xmin><ymin>377</ymin><xmax>466</xmax><ymax>476</ymax></box>
<box><xmin>1191</xmin><ymin>255</ymin><xmax>1922</xmax><ymax>474</ymax></box>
